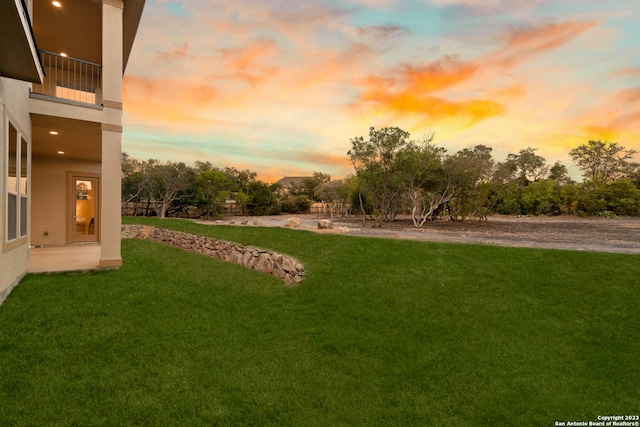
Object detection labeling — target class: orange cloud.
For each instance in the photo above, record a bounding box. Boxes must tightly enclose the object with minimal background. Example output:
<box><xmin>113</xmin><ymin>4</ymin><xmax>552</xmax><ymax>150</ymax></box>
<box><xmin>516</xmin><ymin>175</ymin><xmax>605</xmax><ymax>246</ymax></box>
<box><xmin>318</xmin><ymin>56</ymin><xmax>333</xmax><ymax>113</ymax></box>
<box><xmin>575</xmin><ymin>89</ymin><xmax>640</xmax><ymax>147</ymax></box>
<box><xmin>351</xmin><ymin>20</ymin><xmax>599</xmax><ymax>136</ymax></box>
<box><xmin>354</xmin><ymin>54</ymin><xmax>503</xmax><ymax>128</ymax></box>
<box><xmin>124</xmin><ymin>75</ymin><xmax>218</xmax><ymax>108</ymax></box>
<box><xmin>295</xmin><ymin>152</ymin><xmax>353</xmax><ymax>170</ymax></box>
<box><xmin>401</xmin><ymin>55</ymin><xmax>479</xmax><ymax>94</ymax></box>
<box><xmin>123</xmin><ymin>75</ymin><xmax>222</xmax><ymax>132</ymax></box>
<box><xmin>492</xmin><ymin>83</ymin><xmax>527</xmax><ymax>100</ymax></box>
<box><xmin>362</xmin><ymin>91</ymin><xmax>502</xmax><ymax>122</ymax></box>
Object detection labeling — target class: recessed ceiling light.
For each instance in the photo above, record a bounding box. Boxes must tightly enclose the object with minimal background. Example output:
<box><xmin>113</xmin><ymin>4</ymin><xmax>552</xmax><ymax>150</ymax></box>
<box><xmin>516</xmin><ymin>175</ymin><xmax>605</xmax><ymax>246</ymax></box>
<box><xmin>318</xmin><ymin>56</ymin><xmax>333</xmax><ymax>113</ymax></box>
<box><xmin>52</xmin><ymin>1</ymin><xmax>62</xmax><ymax>7</ymax></box>
<box><xmin>57</xmin><ymin>151</ymin><xmax>65</xmax><ymax>155</ymax></box>
<box><xmin>49</xmin><ymin>131</ymin><xmax>59</xmax><ymax>135</ymax></box>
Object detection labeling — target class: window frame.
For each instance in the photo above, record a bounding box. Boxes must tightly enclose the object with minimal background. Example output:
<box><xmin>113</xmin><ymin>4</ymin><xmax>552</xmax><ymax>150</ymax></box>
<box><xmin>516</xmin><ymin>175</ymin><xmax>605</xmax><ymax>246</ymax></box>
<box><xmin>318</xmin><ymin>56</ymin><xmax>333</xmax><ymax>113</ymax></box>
<box><xmin>3</xmin><ymin>114</ymin><xmax>30</xmax><ymax>251</ymax></box>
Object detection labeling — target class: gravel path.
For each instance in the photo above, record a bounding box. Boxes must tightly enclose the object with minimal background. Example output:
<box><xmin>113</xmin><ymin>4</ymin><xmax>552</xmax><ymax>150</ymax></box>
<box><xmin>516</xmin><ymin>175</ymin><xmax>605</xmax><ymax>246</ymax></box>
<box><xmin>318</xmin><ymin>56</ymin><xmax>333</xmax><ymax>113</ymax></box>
<box><xmin>210</xmin><ymin>214</ymin><xmax>640</xmax><ymax>255</ymax></box>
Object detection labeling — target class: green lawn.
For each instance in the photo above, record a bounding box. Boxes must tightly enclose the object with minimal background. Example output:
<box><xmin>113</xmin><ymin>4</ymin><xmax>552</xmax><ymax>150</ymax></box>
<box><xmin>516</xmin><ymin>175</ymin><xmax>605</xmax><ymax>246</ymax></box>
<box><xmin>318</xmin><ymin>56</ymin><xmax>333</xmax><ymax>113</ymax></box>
<box><xmin>1</xmin><ymin>218</ymin><xmax>638</xmax><ymax>426</ymax></box>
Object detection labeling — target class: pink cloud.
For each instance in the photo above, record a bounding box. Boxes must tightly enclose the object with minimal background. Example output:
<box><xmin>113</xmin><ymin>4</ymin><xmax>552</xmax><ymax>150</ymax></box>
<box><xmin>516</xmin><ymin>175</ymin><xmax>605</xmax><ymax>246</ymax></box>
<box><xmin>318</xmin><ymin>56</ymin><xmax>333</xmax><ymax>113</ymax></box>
<box><xmin>579</xmin><ymin>88</ymin><xmax>640</xmax><ymax>142</ymax></box>
<box><xmin>154</xmin><ymin>42</ymin><xmax>189</xmax><ymax>62</ymax></box>
<box><xmin>350</xmin><ymin>19</ymin><xmax>599</xmax><ymax>134</ymax></box>
<box><xmin>492</xmin><ymin>21</ymin><xmax>597</xmax><ymax>68</ymax></box>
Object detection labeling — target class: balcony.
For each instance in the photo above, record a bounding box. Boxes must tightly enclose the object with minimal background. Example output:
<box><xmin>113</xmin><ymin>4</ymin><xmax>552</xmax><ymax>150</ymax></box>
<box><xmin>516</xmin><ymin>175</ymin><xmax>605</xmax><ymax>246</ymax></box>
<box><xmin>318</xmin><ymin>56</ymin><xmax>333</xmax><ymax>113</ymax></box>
<box><xmin>31</xmin><ymin>50</ymin><xmax>102</xmax><ymax>109</ymax></box>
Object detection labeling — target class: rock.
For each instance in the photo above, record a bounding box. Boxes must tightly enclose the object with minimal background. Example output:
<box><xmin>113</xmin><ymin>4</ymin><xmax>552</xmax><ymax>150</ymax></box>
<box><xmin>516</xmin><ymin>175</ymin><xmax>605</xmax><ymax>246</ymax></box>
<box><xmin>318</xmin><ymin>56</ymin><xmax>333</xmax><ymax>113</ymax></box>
<box><xmin>253</xmin><ymin>219</ymin><xmax>263</xmax><ymax>226</ymax></box>
<box><xmin>318</xmin><ymin>219</ymin><xmax>333</xmax><ymax>229</ymax></box>
<box><xmin>121</xmin><ymin>225</ymin><xmax>305</xmax><ymax>286</ymax></box>
<box><xmin>241</xmin><ymin>219</ymin><xmax>248</xmax><ymax>225</ymax></box>
<box><xmin>285</xmin><ymin>217</ymin><xmax>300</xmax><ymax>227</ymax></box>
<box><xmin>256</xmin><ymin>253</ymin><xmax>274</xmax><ymax>272</ymax></box>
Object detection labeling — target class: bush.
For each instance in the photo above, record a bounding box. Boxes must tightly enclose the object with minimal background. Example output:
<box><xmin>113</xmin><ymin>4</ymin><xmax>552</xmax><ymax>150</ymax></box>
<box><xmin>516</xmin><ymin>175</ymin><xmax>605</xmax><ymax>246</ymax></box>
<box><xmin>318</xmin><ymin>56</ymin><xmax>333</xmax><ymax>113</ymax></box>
<box><xmin>246</xmin><ymin>181</ymin><xmax>278</xmax><ymax>216</ymax></box>
<box><xmin>520</xmin><ymin>181</ymin><xmax>560</xmax><ymax>215</ymax></box>
<box><xmin>280</xmin><ymin>195</ymin><xmax>311</xmax><ymax>214</ymax></box>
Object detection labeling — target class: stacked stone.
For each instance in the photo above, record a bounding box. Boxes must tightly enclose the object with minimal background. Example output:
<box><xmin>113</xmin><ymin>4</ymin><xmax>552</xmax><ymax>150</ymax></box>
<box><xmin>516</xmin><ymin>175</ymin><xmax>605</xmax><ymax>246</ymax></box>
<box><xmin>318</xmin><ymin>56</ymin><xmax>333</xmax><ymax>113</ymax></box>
<box><xmin>121</xmin><ymin>225</ymin><xmax>305</xmax><ymax>286</ymax></box>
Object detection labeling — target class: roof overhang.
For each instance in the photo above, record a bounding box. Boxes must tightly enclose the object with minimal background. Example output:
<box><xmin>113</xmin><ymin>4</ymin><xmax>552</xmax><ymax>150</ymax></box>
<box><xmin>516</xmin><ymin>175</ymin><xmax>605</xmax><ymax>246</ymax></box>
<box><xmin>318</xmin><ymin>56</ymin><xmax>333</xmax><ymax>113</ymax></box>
<box><xmin>0</xmin><ymin>0</ymin><xmax>44</xmax><ymax>83</ymax></box>
<box><xmin>123</xmin><ymin>0</ymin><xmax>146</xmax><ymax>73</ymax></box>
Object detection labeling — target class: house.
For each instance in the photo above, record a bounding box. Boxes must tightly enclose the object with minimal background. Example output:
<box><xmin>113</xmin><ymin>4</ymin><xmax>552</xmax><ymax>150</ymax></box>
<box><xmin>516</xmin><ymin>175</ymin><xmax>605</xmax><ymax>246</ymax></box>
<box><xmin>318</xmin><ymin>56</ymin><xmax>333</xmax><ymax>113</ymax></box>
<box><xmin>1</xmin><ymin>0</ymin><xmax>145</xmax><ymax>304</ymax></box>
<box><xmin>274</xmin><ymin>176</ymin><xmax>312</xmax><ymax>195</ymax></box>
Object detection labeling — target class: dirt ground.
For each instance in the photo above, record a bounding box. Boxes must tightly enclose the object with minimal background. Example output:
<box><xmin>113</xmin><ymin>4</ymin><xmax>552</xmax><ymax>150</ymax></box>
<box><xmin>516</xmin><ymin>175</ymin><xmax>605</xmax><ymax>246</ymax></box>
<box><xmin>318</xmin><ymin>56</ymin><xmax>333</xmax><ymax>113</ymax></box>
<box><xmin>216</xmin><ymin>214</ymin><xmax>640</xmax><ymax>255</ymax></box>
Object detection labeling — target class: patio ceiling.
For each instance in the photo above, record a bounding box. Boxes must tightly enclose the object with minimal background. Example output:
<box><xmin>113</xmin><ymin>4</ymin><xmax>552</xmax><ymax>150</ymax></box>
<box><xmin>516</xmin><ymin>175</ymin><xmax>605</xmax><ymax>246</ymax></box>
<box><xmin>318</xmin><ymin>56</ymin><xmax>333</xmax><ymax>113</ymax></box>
<box><xmin>32</xmin><ymin>0</ymin><xmax>145</xmax><ymax>71</ymax></box>
<box><xmin>31</xmin><ymin>114</ymin><xmax>102</xmax><ymax>162</ymax></box>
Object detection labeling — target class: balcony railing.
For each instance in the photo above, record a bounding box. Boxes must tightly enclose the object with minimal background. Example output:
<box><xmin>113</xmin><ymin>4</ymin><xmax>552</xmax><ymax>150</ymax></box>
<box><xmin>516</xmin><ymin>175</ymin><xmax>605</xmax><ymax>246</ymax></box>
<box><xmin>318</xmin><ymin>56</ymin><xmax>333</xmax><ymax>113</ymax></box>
<box><xmin>31</xmin><ymin>50</ymin><xmax>102</xmax><ymax>107</ymax></box>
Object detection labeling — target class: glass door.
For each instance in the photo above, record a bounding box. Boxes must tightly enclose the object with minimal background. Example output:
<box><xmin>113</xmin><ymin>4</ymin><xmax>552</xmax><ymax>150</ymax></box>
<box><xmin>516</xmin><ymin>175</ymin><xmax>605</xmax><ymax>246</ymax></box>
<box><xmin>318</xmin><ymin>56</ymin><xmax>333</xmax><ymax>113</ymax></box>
<box><xmin>72</xmin><ymin>177</ymin><xmax>98</xmax><ymax>242</ymax></box>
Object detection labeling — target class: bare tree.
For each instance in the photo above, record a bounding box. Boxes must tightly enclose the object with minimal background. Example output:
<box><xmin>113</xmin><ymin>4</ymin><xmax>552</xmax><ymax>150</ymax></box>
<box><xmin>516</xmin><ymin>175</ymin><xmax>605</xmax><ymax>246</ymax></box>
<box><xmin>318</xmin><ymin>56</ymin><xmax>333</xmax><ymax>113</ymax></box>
<box><xmin>121</xmin><ymin>152</ymin><xmax>147</xmax><ymax>215</ymax></box>
<box><xmin>142</xmin><ymin>160</ymin><xmax>194</xmax><ymax>218</ymax></box>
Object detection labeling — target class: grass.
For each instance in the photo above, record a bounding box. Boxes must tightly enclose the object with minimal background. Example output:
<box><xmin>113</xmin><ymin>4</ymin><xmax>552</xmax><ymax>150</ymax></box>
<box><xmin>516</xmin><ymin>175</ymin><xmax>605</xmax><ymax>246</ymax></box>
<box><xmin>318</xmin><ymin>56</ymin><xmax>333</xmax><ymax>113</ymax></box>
<box><xmin>0</xmin><ymin>217</ymin><xmax>638</xmax><ymax>426</ymax></box>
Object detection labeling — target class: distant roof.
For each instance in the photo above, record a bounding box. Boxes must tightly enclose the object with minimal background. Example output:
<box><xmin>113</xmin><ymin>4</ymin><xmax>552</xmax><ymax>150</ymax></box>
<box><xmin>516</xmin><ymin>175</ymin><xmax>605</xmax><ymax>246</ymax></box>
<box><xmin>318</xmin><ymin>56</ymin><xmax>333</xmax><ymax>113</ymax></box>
<box><xmin>275</xmin><ymin>176</ymin><xmax>312</xmax><ymax>188</ymax></box>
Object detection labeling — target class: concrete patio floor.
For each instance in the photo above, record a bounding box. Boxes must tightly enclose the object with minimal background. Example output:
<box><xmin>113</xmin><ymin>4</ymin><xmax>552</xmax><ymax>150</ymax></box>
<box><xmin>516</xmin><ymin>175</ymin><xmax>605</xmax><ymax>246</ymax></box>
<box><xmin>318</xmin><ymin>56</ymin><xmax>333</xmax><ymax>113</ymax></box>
<box><xmin>28</xmin><ymin>244</ymin><xmax>101</xmax><ymax>274</ymax></box>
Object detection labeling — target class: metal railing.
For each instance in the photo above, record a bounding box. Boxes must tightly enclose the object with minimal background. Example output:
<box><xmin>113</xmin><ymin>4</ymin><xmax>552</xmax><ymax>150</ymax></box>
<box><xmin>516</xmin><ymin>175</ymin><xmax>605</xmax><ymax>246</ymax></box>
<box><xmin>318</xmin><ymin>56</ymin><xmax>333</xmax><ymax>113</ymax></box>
<box><xmin>31</xmin><ymin>50</ymin><xmax>102</xmax><ymax>106</ymax></box>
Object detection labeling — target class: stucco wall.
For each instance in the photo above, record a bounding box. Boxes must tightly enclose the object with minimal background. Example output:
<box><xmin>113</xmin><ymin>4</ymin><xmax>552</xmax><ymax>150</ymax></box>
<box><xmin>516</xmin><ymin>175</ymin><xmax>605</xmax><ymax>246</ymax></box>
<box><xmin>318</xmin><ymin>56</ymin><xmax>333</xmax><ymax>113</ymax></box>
<box><xmin>31</xmin><ymin>156</ymin><xmax>100</xmax><ymax>246</ymax></box>
<box><xmin>0</xmin><ymin>244</ymin><xmax>28</xmax><ymax>305</ymax></box>
<box><xmin>0</xmin><ymin>77</ymin><xmax>32</xmax><ymax>303</ymax></box>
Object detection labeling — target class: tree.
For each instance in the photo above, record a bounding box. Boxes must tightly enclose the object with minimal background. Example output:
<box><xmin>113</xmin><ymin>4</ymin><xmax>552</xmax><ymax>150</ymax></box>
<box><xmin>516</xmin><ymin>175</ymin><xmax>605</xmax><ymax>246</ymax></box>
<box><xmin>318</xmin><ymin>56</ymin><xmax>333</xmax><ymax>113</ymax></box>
<box><xmin>628</xmin><ymin>162</ymin><xmax>640</xmax><ymax>188</ymax></box>
<box><xmin>292</xmin><ymin>171</ymin><xmax>332</xmax><ymax>202</ymax></box>
<box><xmin>569</xmin><ymin>140</ymin><xmax>638</xmax><ymax>184</ymax></box>
<box><xmin>520</xmin><ymin>180</ymin><xmax>560</xmax><ymax>215</ymax></box>
<box><xmin>548</xmin><ymin>161</ymin><xmax>572</xmax><ymax>185</ymax></box>
<box><xmin>224</xmin><ymin>167</ymin><xmax>257</xmax><ymax>193</ymax></box>
<box><xmin>505</xmin><ymin>147</ymin><xmax>548</xmax><ymax>188</ymax></box>
<box><xmin>348</xmin><ymin>127</ymin><xmax>415</xmax><ymax>223</ymax></box>
<box><xmin>246</xmin><ymin>181</ymin><xmax>279</xmax><ymax>215</ymax></box>
<box><xmin>312</xmin><ymin>171</ymin><xmax>331</xmax><ymax>184</ymax></box>
<box><xmin>317</xmin><ymin>179</ymin><xmax>351</xmax><ymax>217</ymax></box>
<box><xmin>444</xmin><ymin>145</ymin><xmax>494</xmax><ymax>220</ymax></box>
<box><xmin>121</xmin><ymin>152</ymin><xmax>146</xmax><ymax>215</ymax></box>
<box><xmin>143</xmin><ymin>160</ymin><xmax>195</xmax><ymax>218</ymax></box>
<box><xmin>488</xmin><ymin>182</ymin><xmax>522</xmax><ymax>215</ymax></box>
<box><xmin>195</xmin><ymin>168</ymin><xmax>230</xmax><ymax>218</ymax></box>
<box><xmin>394</xmin><ymin>138</ymin><xmax>447</xmax><ymax>226</ymax></box>
<box><xmin>298</xmin><ymin>177</ymin><xmax>323</xmax><ymax>201</ymax></box>
<box><xmin>491</xmin><ymin>161</ymin><xmax>517</xmax><ymax>185</ymax></box>
<box><xmin>603</xmin><ymin>178</ymin><xmax>640</xmax><ymax>216</ymax></box>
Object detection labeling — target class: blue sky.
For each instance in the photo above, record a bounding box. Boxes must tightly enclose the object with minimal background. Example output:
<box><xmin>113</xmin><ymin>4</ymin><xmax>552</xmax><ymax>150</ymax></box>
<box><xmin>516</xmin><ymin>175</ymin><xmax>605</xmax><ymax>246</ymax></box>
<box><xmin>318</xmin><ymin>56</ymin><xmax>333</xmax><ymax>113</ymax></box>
<box><xmin>123</xmin><ymin>0</ymin><xmax>640</xmax><ymax>181</ymax></box>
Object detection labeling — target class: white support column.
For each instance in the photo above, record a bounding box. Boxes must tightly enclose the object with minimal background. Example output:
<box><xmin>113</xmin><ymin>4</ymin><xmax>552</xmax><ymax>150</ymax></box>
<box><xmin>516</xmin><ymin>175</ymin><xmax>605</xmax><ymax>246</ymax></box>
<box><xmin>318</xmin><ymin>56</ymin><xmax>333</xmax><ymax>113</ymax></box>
<box><xmin>99</xmin><ymin>0</ymin><xmax>124</xmax><ymax>268</ymax></box>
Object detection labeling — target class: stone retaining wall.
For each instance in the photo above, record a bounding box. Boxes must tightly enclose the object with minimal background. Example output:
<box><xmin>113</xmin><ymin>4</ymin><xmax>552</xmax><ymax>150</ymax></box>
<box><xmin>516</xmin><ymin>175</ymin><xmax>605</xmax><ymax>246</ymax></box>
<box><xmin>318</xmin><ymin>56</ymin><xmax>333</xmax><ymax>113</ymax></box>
<box><xmin>122</xmin><ymin>225</ymin><xmax>304</xmax><ymax>286</ymax></box>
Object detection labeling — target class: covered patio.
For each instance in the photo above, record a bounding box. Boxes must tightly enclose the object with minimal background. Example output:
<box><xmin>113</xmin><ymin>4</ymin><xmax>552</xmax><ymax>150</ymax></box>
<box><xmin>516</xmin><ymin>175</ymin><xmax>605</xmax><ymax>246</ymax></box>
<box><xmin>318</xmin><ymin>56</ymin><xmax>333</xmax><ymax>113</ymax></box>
<box><xmin>28</xmin><ymin>244</ymin><xmax>101</xmax><ymax>274</ymax></box>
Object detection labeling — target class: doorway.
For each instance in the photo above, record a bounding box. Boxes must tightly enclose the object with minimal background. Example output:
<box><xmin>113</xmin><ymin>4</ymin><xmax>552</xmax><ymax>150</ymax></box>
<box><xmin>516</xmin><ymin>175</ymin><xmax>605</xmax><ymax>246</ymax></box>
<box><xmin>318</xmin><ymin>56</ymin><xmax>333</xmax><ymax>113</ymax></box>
<box><xmin>70</xmin><ymin>175</ymin><xmax>99</xmax><ymax>243</ymax></box>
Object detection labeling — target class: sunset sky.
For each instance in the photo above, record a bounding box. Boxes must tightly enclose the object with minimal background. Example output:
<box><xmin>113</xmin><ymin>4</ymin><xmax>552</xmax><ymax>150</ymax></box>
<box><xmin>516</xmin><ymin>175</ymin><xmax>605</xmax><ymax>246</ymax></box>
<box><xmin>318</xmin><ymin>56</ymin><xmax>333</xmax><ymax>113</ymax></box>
<box><xmin>122</xmin><ymin>0</ymin><xmax>640</xmax><ymax>182</ymax></box>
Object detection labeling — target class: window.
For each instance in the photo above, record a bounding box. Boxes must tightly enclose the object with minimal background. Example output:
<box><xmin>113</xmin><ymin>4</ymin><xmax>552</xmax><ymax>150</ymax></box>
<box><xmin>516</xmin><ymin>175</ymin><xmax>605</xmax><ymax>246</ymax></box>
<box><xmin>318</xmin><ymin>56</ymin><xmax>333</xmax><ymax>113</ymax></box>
<box><xmin>7</xmin><ymin>123</ymin><xmax>17</xmax><ymax>240</ymax></box>
<box><xmin>20</xmin><ymin>136</ymin><xmax>28</xmax><ymax>237</ymax></box>
<box><xmin>6</xmin><ymin>121</ymin><xmax>29</xmax><ymax>242</ymax></box>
